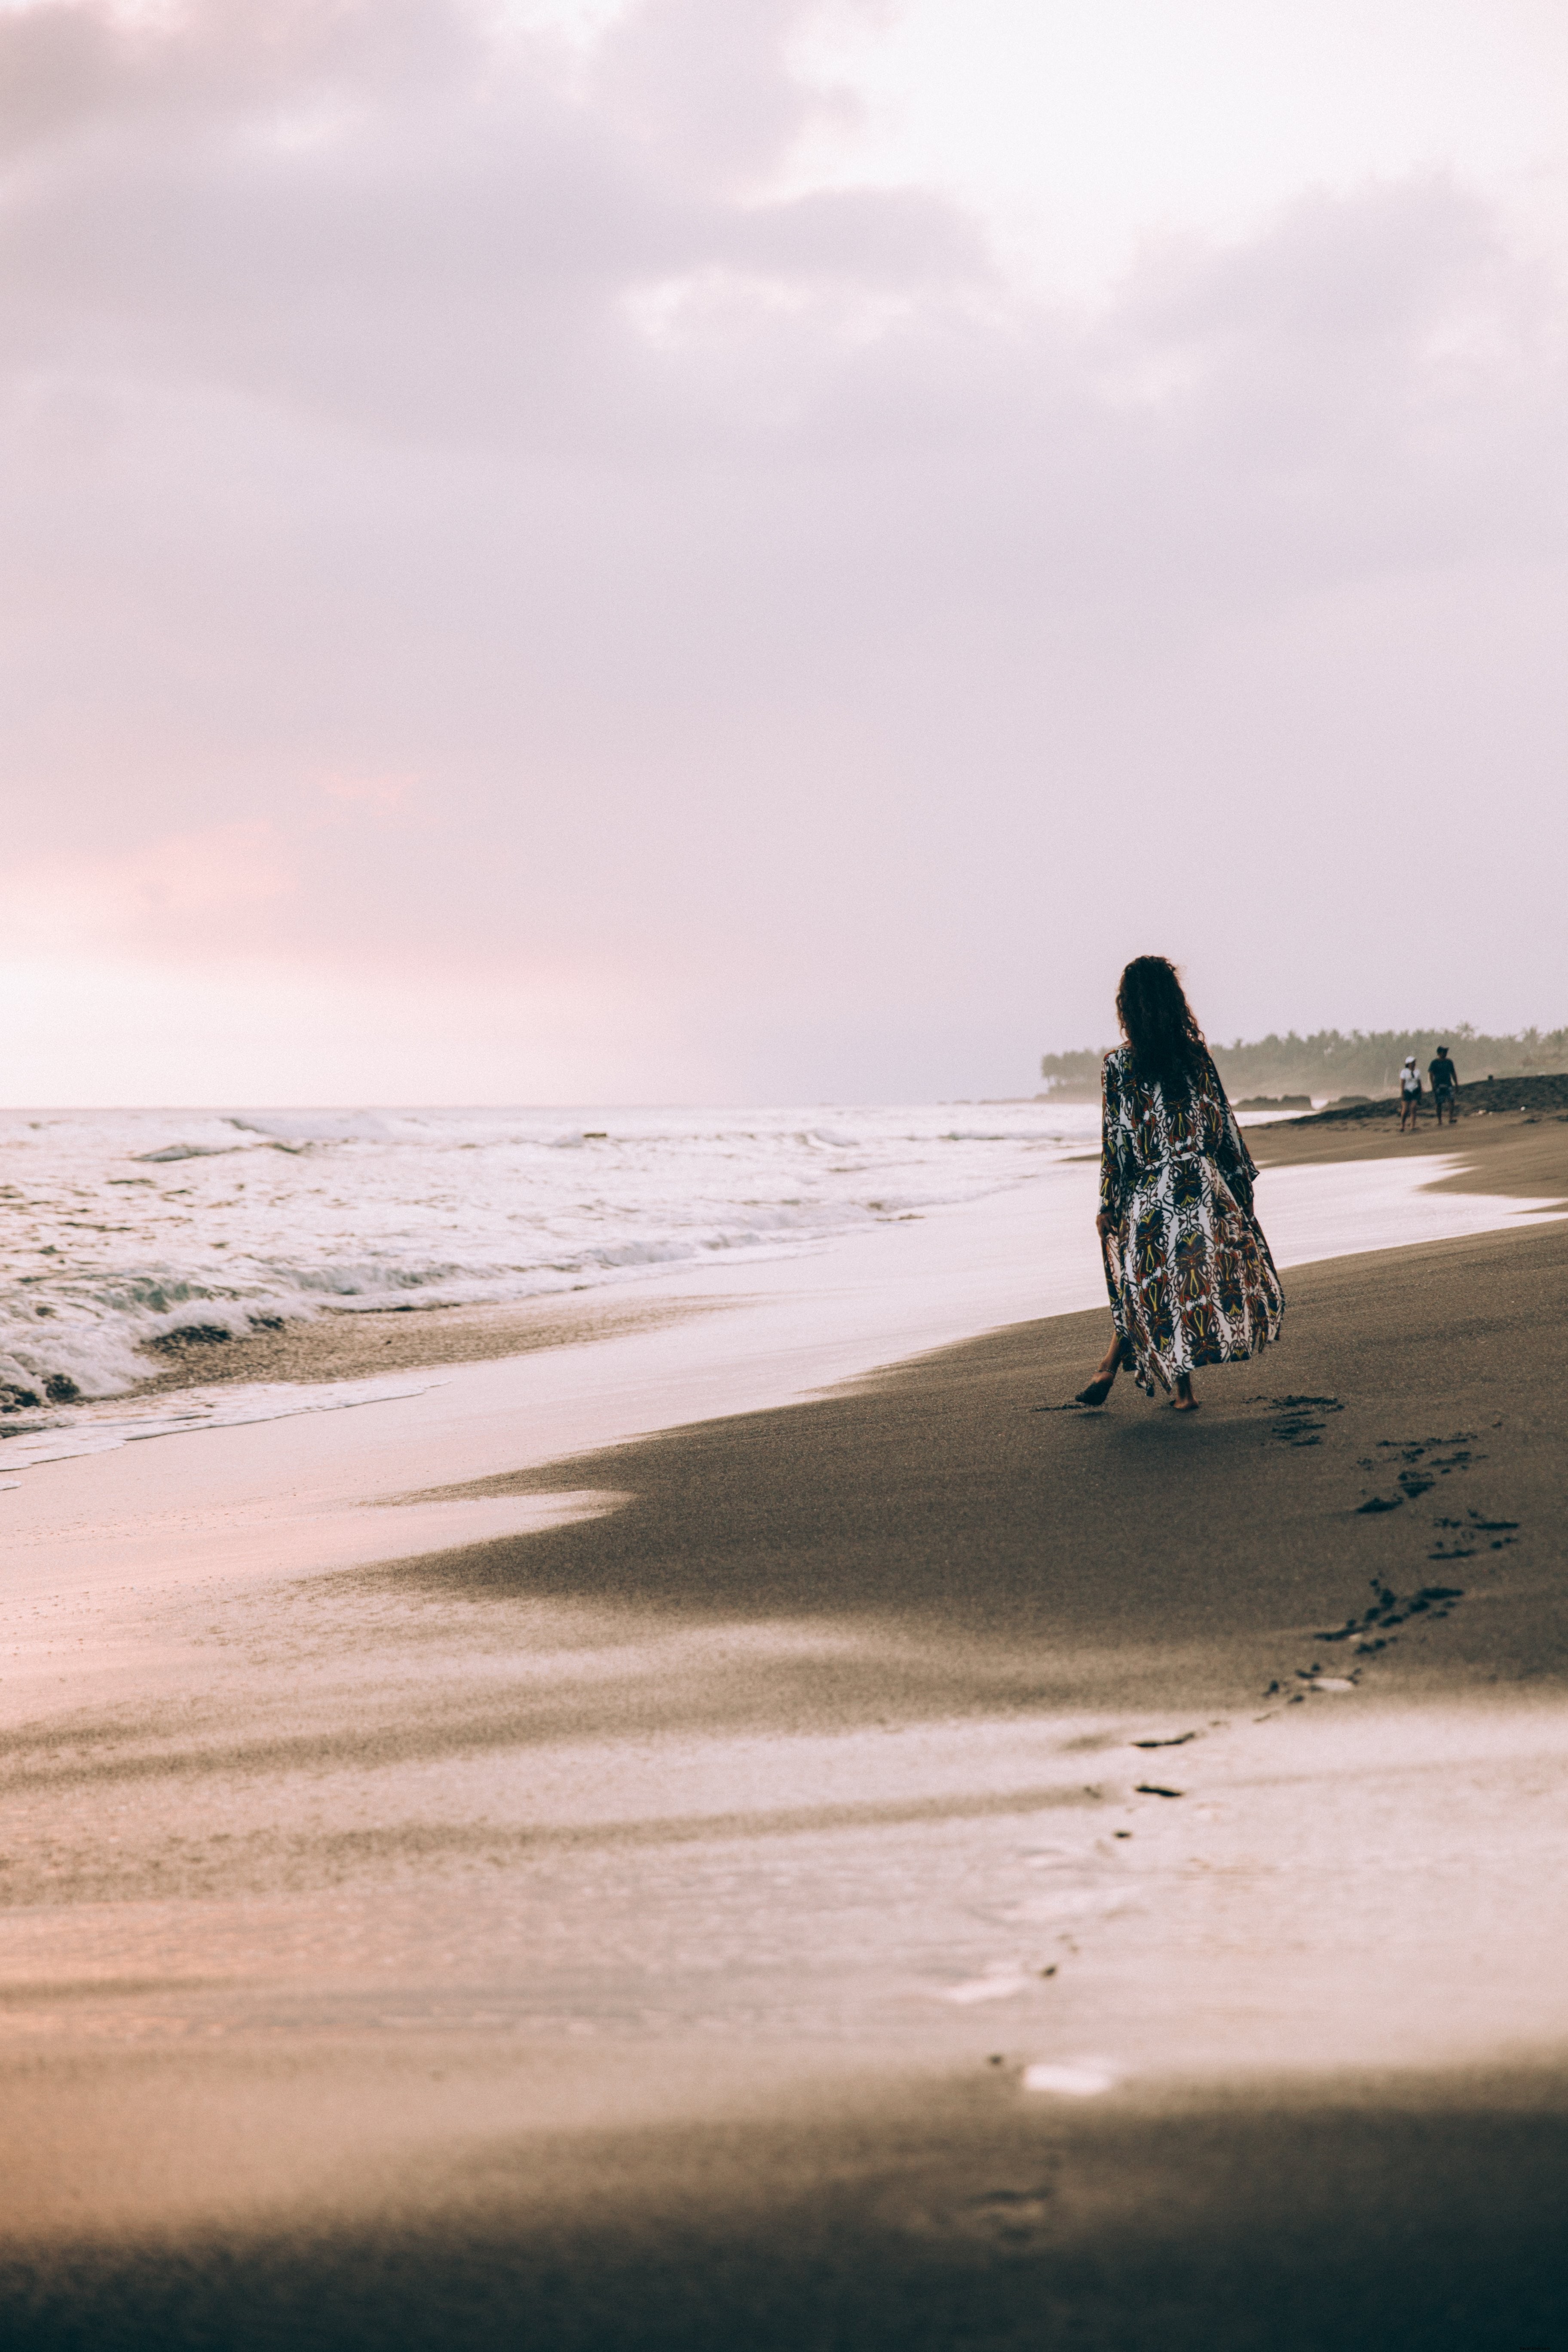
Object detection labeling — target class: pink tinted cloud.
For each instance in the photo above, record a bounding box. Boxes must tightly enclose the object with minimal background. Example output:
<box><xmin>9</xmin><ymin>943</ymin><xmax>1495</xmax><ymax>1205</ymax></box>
<box><xmin>3</xmin><ymin>823</ymin><xmax>293</xmax><ymax>957</ymax></box>
<box><xmin>317</xmin><ymin>771</ymin><xmax>418</xmax><ymax>815</ymax></box>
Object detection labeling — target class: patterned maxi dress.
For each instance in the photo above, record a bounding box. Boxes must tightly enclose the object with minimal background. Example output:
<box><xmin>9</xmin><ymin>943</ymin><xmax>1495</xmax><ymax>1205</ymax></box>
<box><xmin>1098</xmin><ymin>1046</ymin><xmax>1285</xmax><ymax>1396</ymax></box>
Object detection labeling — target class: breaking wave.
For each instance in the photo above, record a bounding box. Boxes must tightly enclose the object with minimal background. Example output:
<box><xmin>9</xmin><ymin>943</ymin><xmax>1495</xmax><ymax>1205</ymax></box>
<box><xmin>0</xmin><ymin>1100</ymin><xmax>1098</xmax><ymax>1421</ymax></box>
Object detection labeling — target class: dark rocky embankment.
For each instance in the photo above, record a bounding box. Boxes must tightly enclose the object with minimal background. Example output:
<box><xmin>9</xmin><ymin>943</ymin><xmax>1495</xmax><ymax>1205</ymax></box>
<box><xmin>1283</xmin><ymin>1072</ymin><xmax>1568</xmax><ymax>1127</ymax></box>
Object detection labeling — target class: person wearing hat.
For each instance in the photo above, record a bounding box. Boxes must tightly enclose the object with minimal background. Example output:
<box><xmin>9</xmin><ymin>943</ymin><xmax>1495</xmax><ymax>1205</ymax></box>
<box><xmin>1398</xmin><ymin>1054</ymin><xmax>1423</xmax><ymax>1132</ymax></box>
<box><xmin>1429</xmin><ymin>1043</ymin><xmax>1458</xmax><ymax>1126</ymax></box>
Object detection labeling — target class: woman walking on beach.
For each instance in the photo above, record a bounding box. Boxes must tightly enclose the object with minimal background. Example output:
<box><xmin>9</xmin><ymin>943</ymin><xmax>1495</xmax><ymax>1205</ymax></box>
<box><xmin>1077</xmin><ymin>957</ymin><xmax>1284</xmax><ymax>1413</ymax></box>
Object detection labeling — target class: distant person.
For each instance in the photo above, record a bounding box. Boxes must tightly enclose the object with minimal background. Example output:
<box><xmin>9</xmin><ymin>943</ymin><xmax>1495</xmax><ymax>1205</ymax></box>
<box><xmin>1429</xmin><ymin>1044</ymin><xmax>1458</xmax><ymax>1126</ymax></box>
<box><xmin>1075</xmin><ymin>956</ymin><xmax>1284</xmax><ymax>1414</ymax></box>
<box><xmin>1398</xmin><ymin>1055</ymin><xmax>1423</xmax><ymax>1131</ymax></box>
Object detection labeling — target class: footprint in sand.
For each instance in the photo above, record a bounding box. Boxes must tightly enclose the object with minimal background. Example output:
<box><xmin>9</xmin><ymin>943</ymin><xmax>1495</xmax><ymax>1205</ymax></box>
<box><xmin>1265</xmin><ymin>1561</ymin><xmax>1473</xmax><ymax>1694</ymax></box>
<box><xmin>1264</xmin><ymin>1394</ymin><xmax>1343</xmax><ymax>1446</ymax></box>
<box><xmin>1357</xmin><ymin>1433</ymin><xmax>1482</xmax><ymax>1513</ymax></box>
<box><xmin>1458</xmin><ymin>1510</ymin><xmax>1521</xmax><ymax>1552</ymax></box>
<box><xmin>1313</xmin><ymin>1580</ymin><xmax>1467</xmax><ymax>1650</ymax></box>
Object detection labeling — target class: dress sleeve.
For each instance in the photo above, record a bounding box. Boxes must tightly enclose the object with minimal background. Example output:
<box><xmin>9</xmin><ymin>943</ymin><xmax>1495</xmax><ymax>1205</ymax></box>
<box><xmin>1099</xmin><ymin>1055</ymin><xmax>1127</xmax><ymax>1222</ymax></box>
<box><xmin>1207</xmin><ymin>1052</ymin><xmax>1257</xmax><ymax>1206</ymax></box>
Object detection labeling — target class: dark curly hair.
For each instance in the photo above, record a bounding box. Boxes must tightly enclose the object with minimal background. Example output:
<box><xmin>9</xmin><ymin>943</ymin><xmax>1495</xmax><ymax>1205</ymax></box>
<box><xmin>1115</xmin><ymin>956</ymin><xmax>1207</xmax><ymax>1102</ymax></box>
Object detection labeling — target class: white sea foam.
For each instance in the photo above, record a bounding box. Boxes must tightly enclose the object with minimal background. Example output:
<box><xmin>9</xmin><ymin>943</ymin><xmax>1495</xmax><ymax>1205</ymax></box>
<box><xmin>0</xmin><ymin>1371</ymin><xmax>438</xmax><ymax>1474</ymax></box>
<box><xmin>0</xmin><ymin>1101</ymin><xmax>1097</xmax><ymax>1424</ymax></box>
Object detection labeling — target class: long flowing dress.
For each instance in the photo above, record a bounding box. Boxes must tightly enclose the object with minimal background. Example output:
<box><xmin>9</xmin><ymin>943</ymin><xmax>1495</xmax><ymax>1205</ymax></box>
<box><xmin>1098</xmin><ymin>1045</ymin><xmax>1285</xmax><ymax>1396</ymax></box>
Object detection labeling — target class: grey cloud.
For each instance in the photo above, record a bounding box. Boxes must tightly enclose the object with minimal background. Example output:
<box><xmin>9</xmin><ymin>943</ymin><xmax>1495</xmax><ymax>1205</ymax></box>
<box><xmin>593</xmin><ymin>0</ymin><xmax>842</xmax><ymax>186</ymax></box>
<box><xmin>0</xmin><ymin>0</ymin><xmax>986</xmax><ymax>453</ymax></box>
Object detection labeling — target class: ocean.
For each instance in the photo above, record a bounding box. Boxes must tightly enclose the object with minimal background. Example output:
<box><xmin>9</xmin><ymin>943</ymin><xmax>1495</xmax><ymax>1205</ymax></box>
<box><xmin>0</xmin><ymin>1101</ymin><xmax>1102</xmax><ymax>1468</ymax></box>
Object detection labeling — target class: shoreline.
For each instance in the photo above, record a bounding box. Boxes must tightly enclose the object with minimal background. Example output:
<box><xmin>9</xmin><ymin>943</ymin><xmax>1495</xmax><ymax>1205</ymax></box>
<box><xmin>0</xmin><ymin>1126</ymin><xmax>1562</xmax><ymax>1499</ymax></box>
<box><xmin>135</xmin><ymin>1102</ymin><xmax>1568</xmax><ymax>1394</ymax></box>
<box><xmin>18</xmin><ymin>1100</ymin><xmax>1565</xmax><ymax>1422</ymax></box>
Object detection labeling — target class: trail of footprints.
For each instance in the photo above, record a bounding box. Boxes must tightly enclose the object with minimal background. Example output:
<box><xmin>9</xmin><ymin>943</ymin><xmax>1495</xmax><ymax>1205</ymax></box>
<box><xmin>1258</xmin><ymin>1396</ymin><xmax>1522</xmax><ymax>1701</ymax></box>
<box><xmin>956</xmin><ymin>1396</ymin><xmax>1523</xmax><ymax>2106</ymax></box>
<box><xmin>965</xmin><ymin>1390</ymin><xmax>1526</xmax><ymax>2117</ymax></box>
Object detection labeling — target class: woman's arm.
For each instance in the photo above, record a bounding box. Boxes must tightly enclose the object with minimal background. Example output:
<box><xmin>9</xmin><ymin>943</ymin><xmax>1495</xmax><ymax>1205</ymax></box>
<box><xmin>1096</xmin><ymin>1055</ymin><xmax>1124</xmax><ymax>1235</ymax></box>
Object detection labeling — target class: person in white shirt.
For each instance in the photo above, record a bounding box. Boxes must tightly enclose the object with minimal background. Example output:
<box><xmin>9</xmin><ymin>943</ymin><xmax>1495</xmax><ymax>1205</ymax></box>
<box><xmin>1398</xmin><ymin>1055</ymin><xmax>1423</xmax><ymax>1132</ymax></box>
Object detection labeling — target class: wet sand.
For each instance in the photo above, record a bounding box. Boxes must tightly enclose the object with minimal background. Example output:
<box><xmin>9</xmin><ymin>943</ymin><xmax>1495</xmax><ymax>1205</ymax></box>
<box><xmin>135</xmin><ymin>1287</ymin><xmax>732</xmax><ymax>1394</ymax></box>
<box><xmin>2</xmin><ymin>1123</ymin><xmax>1566</xmax><ymax>2346</ymax></box>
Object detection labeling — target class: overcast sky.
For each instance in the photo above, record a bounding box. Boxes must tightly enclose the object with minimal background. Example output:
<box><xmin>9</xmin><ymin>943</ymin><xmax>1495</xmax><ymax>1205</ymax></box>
<box><xmin>3</xmin><ymin>0</ymin><xmax>1565</xmax><ymax>1104</ymax></box>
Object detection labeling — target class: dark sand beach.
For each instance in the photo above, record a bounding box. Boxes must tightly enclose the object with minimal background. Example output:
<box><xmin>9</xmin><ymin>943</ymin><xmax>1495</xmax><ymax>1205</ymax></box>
<box><xmin>2</xmin><ymin>1114</ymin><xmax>1565</xmax><ymax>2348</ymax></box>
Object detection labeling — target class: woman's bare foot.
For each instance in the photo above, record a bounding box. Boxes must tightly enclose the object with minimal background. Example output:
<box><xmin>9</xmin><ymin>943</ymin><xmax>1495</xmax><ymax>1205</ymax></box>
<box><xmin>1170</xmin><ymin>1376</ymin><xmax>1199</xmax><ymax>1413</ymax></box>
<box><xmin>1074</xmin><ymin>1333</ymin><xmax>1126</xmax><ymax>1408</ymax></box>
